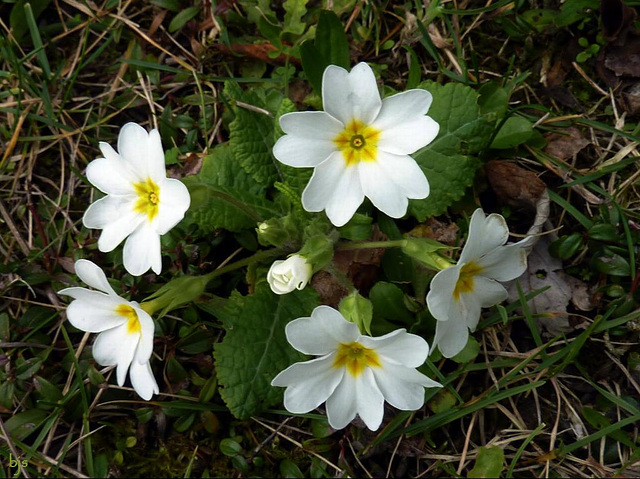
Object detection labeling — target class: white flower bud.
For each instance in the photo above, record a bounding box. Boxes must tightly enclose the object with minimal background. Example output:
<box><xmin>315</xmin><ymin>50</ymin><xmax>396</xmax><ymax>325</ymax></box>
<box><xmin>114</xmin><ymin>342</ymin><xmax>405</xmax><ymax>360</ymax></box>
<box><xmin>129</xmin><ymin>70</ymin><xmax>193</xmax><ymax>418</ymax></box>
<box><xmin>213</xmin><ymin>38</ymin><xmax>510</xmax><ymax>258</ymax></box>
<box><xmin>267</xmin><ymin>255</ymin><xmax>312</xmax><ymax>295</ymax></box>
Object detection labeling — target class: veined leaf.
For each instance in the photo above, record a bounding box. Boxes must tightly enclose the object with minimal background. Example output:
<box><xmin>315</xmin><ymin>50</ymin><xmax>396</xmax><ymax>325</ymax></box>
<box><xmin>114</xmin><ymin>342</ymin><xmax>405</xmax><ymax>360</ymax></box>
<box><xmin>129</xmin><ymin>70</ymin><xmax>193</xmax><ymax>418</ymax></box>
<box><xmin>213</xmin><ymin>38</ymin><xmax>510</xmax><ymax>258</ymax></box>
<box><xmin>225</xmin><ymin>82</ymin><xmax>280</xmax><ymax>187</ymax></box>
<box><xmin>409</xmin><ymin>81</ymin><xmax>495</xmax><ymax>220</ymax></box>
<box><xmin>214</xmin><ymin>284</ymin><xmax>319</xmax><ymax>419</ymax></box>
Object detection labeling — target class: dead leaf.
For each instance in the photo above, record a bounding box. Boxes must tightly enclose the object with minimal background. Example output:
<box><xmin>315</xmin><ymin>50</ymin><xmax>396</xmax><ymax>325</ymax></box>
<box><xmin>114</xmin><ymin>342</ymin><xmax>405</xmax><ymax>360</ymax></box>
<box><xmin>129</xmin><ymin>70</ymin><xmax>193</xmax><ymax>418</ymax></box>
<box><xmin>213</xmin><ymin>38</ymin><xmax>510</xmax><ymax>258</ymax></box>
<box><xmin>601</xmin><ymin>0</ymin><xmax>637</xmax><ymax>42</ymax></box>
<box><xmin>604</xmin><ymin>37</ymin><xmax>640</xmax><ymax>77</ymax></box>
<box><xmin>333</xmin><ymin>227</ymin><xmax>387</xmax><ymax>295</ymax></box>
<box><xmin>506</xmin><ymin>236</ymin><xmax>593</xmax><ymax>336</ymax></box>
<box><xmin>408</xmin><ymin>218</ymin><xmax>459</xmax><ymax>246</ymax></box>
<box><xmin>544</xmin><ymin>127</ymin><xmax>591</xmax><ymax>161</ymax></box>
<box><xmin>310</xmin><ymin>270</ymin><xmax>349</xmax><ymax>309</ymax></box>
<box><xmin>167</xmin><ymin>153</ymin><xmax>203</xmax><ymax>179</ymax></box>
<box><xmin>485</xmin><ymin>160</ymin><xmax>547</xmax><ymax>211</ymax></box>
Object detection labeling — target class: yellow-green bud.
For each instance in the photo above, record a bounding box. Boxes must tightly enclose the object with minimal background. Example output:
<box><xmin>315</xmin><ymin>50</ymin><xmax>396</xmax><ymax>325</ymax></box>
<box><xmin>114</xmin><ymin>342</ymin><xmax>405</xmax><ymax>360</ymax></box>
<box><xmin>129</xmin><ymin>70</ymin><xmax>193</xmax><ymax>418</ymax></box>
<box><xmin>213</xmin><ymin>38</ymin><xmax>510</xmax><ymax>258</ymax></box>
<box><xmin>401</xmin><ymin>237</ymin><xmax>453</xmax><ymax>271</ymax></box>
<box><xmin>140</xmin><ymin>274</ymin><xmax>210</xmax><ymax>316</ymax></box>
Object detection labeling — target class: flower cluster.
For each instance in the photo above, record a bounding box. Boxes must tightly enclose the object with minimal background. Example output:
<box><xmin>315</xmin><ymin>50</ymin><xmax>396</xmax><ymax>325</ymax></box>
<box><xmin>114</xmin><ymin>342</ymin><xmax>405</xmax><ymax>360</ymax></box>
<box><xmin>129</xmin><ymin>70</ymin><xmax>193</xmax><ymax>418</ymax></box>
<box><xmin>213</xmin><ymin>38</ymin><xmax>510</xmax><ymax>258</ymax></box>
<box><xmin>60</xmin><ymin>123</ymin><xmax>191</xmax><ymax>400</ymax></box>
<box><xmin>57</xmin><ymin>61</ymin><xmax>532</xmax><ymax>434</ymax></box>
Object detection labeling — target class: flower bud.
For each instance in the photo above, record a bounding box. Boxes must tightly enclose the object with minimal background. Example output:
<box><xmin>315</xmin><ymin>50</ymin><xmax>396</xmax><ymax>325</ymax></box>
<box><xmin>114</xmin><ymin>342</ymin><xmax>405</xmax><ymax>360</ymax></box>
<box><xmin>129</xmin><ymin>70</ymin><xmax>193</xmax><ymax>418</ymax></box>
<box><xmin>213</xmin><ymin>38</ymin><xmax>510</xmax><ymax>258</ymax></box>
<box><xmin>267</xmin><ymin>254</ymin><xmax>313</xmax><ymax>295</ymax></box>
<box><xmin>401</xmin><ymin>237</ymin><xmax>452</xmax><ymax>271</ymax></box>
<box><xmin>140</xmin><ymin>274</ymin><xmax>210</xmax><ymax>316</ymax></box>
<box><xmin>256</xmin><ymin>217</ymin><xmax>296</xmax><ymax>247</ymax></box>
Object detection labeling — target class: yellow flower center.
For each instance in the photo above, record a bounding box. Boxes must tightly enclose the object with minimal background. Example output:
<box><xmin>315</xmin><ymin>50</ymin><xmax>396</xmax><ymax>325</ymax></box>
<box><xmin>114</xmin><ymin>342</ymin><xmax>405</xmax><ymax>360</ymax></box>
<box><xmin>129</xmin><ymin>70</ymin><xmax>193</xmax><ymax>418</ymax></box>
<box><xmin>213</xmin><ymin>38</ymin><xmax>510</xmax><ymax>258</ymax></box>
<box><xmin>333</xmin><ymin>341</ymin><xmax>382</xmax><ymax>377</ymax></box>
<box><xmin>115</xmin><ymin>304</ymin><xmax>141</xmax><ymax>335</ymax></box>
<box><xmin>453</xmin><ymin>261</ymin><xmax>484</xmax><ymax>300</ymax></box>
<box><xmin>133</xmin><ymin>177</ymin><xmax>160</xmax><ymax>221</ymax></box>
<box><xmin>333</xmin><ymin>119</ymin><xmax>381</xmax><ymax>166</ymax></box>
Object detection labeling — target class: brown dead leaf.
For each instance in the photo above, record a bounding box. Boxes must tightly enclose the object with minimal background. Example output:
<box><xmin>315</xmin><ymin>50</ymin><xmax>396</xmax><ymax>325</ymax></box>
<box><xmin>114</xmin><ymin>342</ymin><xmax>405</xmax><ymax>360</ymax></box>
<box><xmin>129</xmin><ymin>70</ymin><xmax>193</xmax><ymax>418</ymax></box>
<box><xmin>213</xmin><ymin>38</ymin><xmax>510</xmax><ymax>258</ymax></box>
<box><xmin>604</xmin><ymin>37</ymin><xmax>640</xmax><ymax>77</ymax></box>
<box><xmin>544</xmin><ymin>127</ymin><xmax>591</xmax><ymax>161</ymax></box>
<box><xmin>507</xmin><ymin>236</ymin><xmax>594</xmax><ymax>336</ymax></box>
<box><xmin>214</xmin><ymin>42</ymin><xmax>301</xmax><ymax>67</ymax></box>
<box><xmin>167</xmin><ymin>153</ymin><xmax>203</xmax><ymax>179</ymax></box>
<box><xmin>333</xmin><ymin>227</ymin><xmax>387</xmax><ymax>294</ymax></box>
<box><xmin>485</xmin><ymin>160</ymin><xmax>547</xmax><ymax>210</ymax></box>
<box><xmin>310</xmin><ymin>271</ymin><xmax>349</xmax><ymax>309</ymax></box>
<box><xmin>408</xmin><ymin>218</ymin><xmax>459</xmax><ymax>246</ymax></box>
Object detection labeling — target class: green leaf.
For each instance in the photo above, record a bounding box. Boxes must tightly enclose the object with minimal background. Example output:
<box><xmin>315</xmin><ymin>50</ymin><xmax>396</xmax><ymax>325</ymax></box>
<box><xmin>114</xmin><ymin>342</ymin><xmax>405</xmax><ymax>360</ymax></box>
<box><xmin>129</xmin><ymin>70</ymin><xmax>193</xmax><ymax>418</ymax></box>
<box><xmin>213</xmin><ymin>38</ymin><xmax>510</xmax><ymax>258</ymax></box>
<box><xmin>468</xmin><ymin>446</ymin><xmax>504</xmax><ymax>478</ymax></box>
<box><xmin>477</xmin><ymin>81</ymin><xmax>509</xmax><ymax>120</ymax></box>
<box><xmin>490</xmin><ymin>116</ymin><xmax>533</xmax><ymax>149</ymax></box>
<box><xmin>4</xmin><ymin>409</ymin><xmax>48</xmax><ymax>440</ymax></box>
<box><xmin>339</xmin><ymin>292</ymin><xmax>373</xmax><ymax>335</ymax></box>
<box><xmin>404</xmin><ymin>45</ymin><xmax>421</xmax><ymax>89</ymax></box>
<box><xmin>592</xmin><ymin>254</ymin><xmax>631</xmax><ymax>277</ymax></box>
<box><xmin>220</xmin><ymin>438</ymin><xmax>243</xmax><ymax>457</ymax></box>
<box><xmin>168</xmin><ymin>6</ymin><xmax>201</xmax><ymax>33</ymax></box>
<box><xmin>214</xmin><ymin>284</ymin><xmax>319</xmax><ymax>419</ymax></box>
<box><xmin>427</xmin><ymin>388</ymin><xmax>457</xmax><ymax>413</ymax></box>
<box><xmin>10</xmin><ymin>0</ymin><xmax>52</xmax><ymax>43</ymax></box>
<box><xmin>198</xmin><ymin>144</ymin><xmax>264</xmax><ymax>195</ymax></box>
<box><xmin>315</xmin><ymin>10</ymin><xmax>350</xmax><ymax>69</ymax></box>
<box><xmin>588</xmin><ymin>223</ymin><xmax>619</xmax><ymax>242</ymax></box>
<box><xmin>184</xmin><ymin>179</ymin><xmax>278</xmax><ymax>233</ymax></box>
<box><xmin>183</xmin><ymin>143</ymin><xmax>278</xmax><ymax>232</ymax></box>
<box><xmin>280</xmin><ymin>459</ymin><xmax>305</xmax><ymax>478</ymax></box>
<box><xmin>300</xmin><ymin>10</ymin><xmax>349</xmax><ymax>94</ymax></box>
<box><xmin>283</xmin><ymin>0</ymin><xmax>308</xmax><ymax>35</ymax></box>
<box><xmin>555</xmin><ymin>0</ymin><xmax>599</xmax><ymax>27</ymax></box>
<box><xmin>369</xmin><ymin>282</ymin><xmax>414</xmax><ymax>326</ymax></box>
<box><xmin>150</xmin><ymin>0</ymin><xmax>180</xmax><ymax>11</ymax></box>
<box><xmin>410</xmin><ymin>82</ymin><xmax>493</xmax><ymax>220</ymax></box>
<box><xmin>300</xmin><ymin>41</ymin><xmax>325</xmax><ymax>95</ymax></box>
<box><xmin>225</xmin><ymin>82</ymin><xmax>280</xmax><ymax>187</ymax></box>
<box><xmin>450</xmin><ymin>336</ymin><xmax>480</xmax><ymax>363</ymax></box>
<box><xmin>549</xmin><ymin>232</ymin><xmax>583</xmax><ymax>260</ymax></box>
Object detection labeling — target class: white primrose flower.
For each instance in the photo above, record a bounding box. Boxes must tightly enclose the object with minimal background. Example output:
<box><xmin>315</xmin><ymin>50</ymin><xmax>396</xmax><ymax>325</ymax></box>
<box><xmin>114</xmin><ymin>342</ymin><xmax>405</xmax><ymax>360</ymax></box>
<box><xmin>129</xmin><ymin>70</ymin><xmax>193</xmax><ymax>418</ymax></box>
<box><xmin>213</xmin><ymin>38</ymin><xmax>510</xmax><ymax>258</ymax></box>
<box><xmin>83</xmin><ymin>122</ymin><xmax>191</xmax><ymax>276</ymax></box>
<box><xmin>58</xmin><ymin>259</ymin><xmax>159</xmax><ymax>400</ymax></box>
<box><xmin>426</xmin><ymin>209</ymin><xmax>529</xmax><ymax>358</ymax></box>
<box><xmin>267</xmin><ymin>254</ymin><xmax>313</xmax><ymax>295</ymax></box>
<box><xmin>271</xmin><ymin>306</ymin><xmax>442</xmax><ymax>431</ymax></box>
<box><xmin>273</xmin><ymin>62</ymin><xmax>439</xmax><ymax>227</ymax></box>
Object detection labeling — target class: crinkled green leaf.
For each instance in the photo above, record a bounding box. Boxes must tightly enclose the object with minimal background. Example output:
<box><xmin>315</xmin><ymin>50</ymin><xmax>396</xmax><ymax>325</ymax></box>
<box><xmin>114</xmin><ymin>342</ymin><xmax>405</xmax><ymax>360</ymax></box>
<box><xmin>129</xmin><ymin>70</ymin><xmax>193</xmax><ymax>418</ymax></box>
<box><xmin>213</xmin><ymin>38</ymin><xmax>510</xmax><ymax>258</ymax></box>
<box><xmin>283</xmin><ymin>0</ymin><xmax>308</xmax><ymax>35</ymax></box>
<box><xmin>409</xmin><ymin>82</ymin><xmax>494</xmax><ymax>220</ymax></box>
<box><xmin>214</xmin><ymin>284</ymin><xmax>319</xmax><ymax>419</ymax></box>
<box><xmin>198</xmin><ymin>143</ymin><xmax>265</xmax><ymax>195</ymax></box>
<box><xmin>184</xmin><ymin>180</ymin><xmax>279</xmax><ymax>233</ymax></box>
<box><xmin>467</xmin><ymin>446</ymin><xmax>504</xmax><ymax>478</ymax></box>
<box><xmin>183</xmin><ymin>143</ymin><xmax>279</xmax><ymax>232</ymax></box>
<box><xmin>225</xmin><ymin>82</ymin><xmax>279</xmax><ymax>187</ymax></box>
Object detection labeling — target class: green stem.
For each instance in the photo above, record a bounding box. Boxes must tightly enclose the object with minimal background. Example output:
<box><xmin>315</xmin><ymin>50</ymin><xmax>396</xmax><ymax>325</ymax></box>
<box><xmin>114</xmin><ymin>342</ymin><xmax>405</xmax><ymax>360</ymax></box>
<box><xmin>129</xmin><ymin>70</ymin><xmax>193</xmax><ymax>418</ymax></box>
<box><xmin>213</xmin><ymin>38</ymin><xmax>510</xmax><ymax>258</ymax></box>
<box><xmin>335</xmin><ymin>239</ymin><xmax>407</xmax><ymax>251</ymax></box>
<box><xmin>139</xmin><ymin>247</ymin><xmax>285</xmax><ymax>316</ymax></box>
<box><xmin>202</xmin><ymin>247</ymin><xmax>285</xmax><ymax>282</ymax></box>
